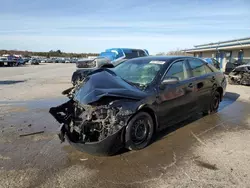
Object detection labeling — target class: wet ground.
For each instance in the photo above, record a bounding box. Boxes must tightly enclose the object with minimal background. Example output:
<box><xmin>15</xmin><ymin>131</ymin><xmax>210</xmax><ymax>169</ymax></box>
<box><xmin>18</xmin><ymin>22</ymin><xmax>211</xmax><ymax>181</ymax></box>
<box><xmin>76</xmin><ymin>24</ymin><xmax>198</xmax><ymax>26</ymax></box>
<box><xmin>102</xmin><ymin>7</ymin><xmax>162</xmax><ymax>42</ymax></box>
<box><xmin>1</xmin><ymin>64</ymin><xmax>250</xmax><ymax>187</ymax></box>
<box><xmin>1</xmin><ymin>91</ymin><xmax>250</xmax><ymax>188</ymax></box>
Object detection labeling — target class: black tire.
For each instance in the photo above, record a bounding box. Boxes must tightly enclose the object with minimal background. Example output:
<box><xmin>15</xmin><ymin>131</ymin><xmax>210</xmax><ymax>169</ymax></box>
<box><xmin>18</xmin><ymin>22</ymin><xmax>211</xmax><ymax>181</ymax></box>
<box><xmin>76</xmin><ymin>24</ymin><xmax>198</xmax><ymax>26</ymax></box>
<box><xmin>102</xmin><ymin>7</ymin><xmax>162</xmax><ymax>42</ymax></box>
<box><xmin>125</xmin><ymin>112</ymin><xmax>154</xmax><ymax>150</ymax></box>
<box><xmin>203</xmin><ymin>91</ymin><xmax>220</xmax><ymax>115</ymax></box>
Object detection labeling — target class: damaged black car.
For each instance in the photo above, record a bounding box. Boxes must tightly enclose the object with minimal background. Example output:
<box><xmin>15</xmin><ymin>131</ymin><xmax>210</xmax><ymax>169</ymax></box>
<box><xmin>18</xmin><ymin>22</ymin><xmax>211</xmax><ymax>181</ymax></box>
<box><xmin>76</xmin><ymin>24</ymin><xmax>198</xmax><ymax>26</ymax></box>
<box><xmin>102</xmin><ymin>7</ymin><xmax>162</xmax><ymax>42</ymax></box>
<box><xmin>228</xmin><ymin>64</ymin><xmax>250</xmax><ymax>86</ymax></box>
<box><xmin>50</xmin><ymin>56</ymin><xmax>227</xmax><ymax>155</ymax></box>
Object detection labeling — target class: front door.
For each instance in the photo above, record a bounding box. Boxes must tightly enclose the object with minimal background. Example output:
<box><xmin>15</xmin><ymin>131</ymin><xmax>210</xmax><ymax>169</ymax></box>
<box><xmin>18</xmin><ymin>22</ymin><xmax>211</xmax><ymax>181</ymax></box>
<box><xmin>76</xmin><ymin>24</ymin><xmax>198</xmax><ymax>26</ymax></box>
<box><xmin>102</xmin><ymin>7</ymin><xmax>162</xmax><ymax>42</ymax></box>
<box><xmin>156</xmin><ymin>60</ymin><xmax>197</xmax><ymax>128</ymax></box>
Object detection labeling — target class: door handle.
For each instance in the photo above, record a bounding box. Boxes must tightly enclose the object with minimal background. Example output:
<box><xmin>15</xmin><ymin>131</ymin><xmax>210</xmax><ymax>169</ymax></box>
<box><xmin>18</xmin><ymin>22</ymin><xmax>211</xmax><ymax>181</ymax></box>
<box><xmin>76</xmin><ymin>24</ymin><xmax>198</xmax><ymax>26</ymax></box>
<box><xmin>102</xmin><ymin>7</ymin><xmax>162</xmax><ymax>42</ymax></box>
<box><xmin>197</xmin><ymin>82</ymin><xmax>204</xmax><ymax>89</ymax></box>
<box><xmin>188</xmin><ymin>83</ymin><xmax>193</xmax><ymax>88</ymax></box>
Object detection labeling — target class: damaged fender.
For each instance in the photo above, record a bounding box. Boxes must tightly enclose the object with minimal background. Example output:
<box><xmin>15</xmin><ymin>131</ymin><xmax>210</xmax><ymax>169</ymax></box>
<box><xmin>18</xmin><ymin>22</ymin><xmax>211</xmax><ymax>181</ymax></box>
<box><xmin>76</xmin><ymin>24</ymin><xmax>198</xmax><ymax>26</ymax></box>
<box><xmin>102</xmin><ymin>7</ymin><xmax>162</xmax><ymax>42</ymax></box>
<box><xmin>49</xmin><ymin>99</ymin><xmax>139</xmax><ymax>155</ymax></box>
<box><xmin>228</xmin><ymin>65</ymin><xmax>250</xmax><ymax>86</ymax></box>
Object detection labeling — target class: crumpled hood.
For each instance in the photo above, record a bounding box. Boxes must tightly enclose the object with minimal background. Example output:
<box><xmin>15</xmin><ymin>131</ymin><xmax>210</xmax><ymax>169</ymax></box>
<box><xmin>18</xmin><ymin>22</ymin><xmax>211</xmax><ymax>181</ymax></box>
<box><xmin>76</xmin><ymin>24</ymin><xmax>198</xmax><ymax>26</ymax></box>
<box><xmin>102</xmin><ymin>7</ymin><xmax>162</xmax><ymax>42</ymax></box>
<box><xmin>73</xmin><ymin>69</ymin><xmax>147</xmax><ymax>104</ymax></box>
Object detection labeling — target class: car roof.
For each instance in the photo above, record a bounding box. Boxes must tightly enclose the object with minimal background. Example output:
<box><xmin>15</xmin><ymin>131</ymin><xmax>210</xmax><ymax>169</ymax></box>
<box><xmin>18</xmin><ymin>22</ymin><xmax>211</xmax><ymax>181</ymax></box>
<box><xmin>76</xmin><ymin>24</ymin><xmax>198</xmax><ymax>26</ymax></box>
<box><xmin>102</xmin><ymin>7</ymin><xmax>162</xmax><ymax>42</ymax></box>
<box><xmin>235</xmin><ymin>64</ymin><xmax>250</xmax><ymax>68</ymax></box>
<box><xmin>203</xmin><ymin>57</ymin><xmax>214</xmax><ymax>59</ymax></box>
<box><xmin>127</xmin><ymin>55</ymin><xmax>191</xmax><ymax>63</ymax></box>
<box><xmin>108</xmin><ymin>48</ymin><xmax>146</xmax><ymax>51</ymax></box>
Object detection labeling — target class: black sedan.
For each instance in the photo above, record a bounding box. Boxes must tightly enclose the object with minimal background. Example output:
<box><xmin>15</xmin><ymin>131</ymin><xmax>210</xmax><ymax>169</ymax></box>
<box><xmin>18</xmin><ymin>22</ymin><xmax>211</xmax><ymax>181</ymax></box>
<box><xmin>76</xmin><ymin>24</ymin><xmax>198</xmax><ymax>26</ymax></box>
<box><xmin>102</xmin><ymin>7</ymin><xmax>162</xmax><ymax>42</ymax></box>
<box><xmin>50</xmin><ymin>56</ymin><xmax>227</xmax><ymax>155</ymax></box>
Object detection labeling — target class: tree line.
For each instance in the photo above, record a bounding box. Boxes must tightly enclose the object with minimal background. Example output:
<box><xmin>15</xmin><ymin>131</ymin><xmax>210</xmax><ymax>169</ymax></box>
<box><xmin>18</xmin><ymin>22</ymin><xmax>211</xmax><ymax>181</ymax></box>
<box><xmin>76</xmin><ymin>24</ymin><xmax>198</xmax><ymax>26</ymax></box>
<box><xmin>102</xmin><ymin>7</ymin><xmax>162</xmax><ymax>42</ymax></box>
<box><xmin>156</xmin><ymin>49</ymin><xmax>192</xmax><ymax>56</ymax></box>
<box><xmin>0</xmin><ymin>50</ymin><xmax>99</xmax><ymax>58</ymax></box>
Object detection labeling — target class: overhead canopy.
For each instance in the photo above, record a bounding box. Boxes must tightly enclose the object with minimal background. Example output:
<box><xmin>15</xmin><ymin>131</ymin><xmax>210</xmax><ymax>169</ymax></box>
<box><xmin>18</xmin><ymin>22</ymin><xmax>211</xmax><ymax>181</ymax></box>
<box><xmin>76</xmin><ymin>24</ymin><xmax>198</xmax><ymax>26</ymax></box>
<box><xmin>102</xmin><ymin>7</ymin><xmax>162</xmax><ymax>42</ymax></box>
<box><xmin>183</xmin><ymin>37</ymin><xmax>250</xmax><ymax>53</ymax></box>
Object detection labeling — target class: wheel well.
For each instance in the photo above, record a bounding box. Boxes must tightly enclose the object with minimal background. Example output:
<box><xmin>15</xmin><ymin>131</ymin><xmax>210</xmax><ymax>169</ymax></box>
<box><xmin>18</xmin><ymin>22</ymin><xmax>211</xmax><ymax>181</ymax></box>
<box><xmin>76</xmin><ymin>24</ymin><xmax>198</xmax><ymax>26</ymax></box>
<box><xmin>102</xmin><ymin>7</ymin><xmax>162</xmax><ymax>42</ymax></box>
<box><xmin>216</xmin><ymin>87</ymin><xmax>223</xmax><ymax>101</ymax></box>
<box><xmin>137</xmin><ymin>107</ymin><xmax>158</xmax><ymax>130</ymax></box>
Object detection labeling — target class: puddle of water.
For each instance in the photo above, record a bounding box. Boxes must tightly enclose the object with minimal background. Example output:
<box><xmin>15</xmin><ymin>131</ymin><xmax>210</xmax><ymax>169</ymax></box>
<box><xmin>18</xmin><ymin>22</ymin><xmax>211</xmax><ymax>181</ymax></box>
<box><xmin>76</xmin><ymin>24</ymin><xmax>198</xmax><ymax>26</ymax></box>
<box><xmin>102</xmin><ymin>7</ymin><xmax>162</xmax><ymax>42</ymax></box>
<box><xmin>0</xmin><ymin>80</ymin><xmax>26</xmax><ymax>85</ymax></box>
<box><xmin>0</xmin><ymin>97</ymin><xmax>68</xmax><ymax>110</ymax></box>
<box><xmin>0</xmin><ymin>94</ymin><xmax>250</xmax><ymax>188</ymax></box>
<box><xmin>0</xmin><ymin>97</ymin><xmax>69</xmax><ymax>133</ymax></box>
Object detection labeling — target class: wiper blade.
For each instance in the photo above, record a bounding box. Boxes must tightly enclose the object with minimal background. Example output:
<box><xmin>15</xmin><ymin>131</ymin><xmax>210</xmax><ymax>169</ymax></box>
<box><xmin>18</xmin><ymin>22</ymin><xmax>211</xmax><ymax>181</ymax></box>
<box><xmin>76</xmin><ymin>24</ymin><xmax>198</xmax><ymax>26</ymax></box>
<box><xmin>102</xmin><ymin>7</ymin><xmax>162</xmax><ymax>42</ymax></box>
<box><xmin>121</xmin><ymin>79</ymin><xmax>147</xmax><ymax>89</ymax></box>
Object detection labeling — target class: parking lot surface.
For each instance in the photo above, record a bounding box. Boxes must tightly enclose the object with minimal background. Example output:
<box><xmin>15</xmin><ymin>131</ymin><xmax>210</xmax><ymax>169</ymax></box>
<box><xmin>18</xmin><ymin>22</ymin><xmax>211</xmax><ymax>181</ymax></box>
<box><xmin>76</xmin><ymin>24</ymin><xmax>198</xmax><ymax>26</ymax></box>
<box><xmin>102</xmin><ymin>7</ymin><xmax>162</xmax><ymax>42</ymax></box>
<box><xmin>0</xmin><ymin>64</ymin><xmax>250</xmax><ymax>188</ymax></box>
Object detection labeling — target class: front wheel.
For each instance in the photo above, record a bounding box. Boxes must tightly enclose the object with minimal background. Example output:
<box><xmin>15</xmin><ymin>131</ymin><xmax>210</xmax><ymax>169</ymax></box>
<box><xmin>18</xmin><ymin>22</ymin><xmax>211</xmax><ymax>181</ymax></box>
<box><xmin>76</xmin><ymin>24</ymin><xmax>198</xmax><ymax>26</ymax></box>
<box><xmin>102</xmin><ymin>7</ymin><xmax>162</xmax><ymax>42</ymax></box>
<box><xmin>203</xmin><ymin>91</ymin><xmax>220</xmax><ymax>115</ymax></box>
<box><xmin>125</xmin><ymin>112</ymin><xmax>154</xmax><ymax>150</ymax></box>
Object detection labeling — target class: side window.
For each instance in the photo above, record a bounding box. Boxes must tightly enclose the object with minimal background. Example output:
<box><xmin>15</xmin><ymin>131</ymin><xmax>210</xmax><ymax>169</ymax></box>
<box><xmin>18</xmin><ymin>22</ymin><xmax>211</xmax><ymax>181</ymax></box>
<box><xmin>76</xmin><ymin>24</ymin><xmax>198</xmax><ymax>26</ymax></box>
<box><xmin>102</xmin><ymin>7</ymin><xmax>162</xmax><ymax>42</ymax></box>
<box><xmin>138</xmin><ymin>50</ymin><xmax>147</xmax><ymax>57</ymax></box>
<box><xmin>207</xmin><ymin>63</ymin><xmax>220</xmax><ymax>72</ymax></box>
<box><xmin>164</xmin><ymin>61</ymin><xmax>187</xmax><ymax>81</ymax></box>
<box><xmin>204</xmin><ymin>65</ymin><xmax>213</xmax><ymax>73</ymax></box>
<box><xmin>189</xmin><ymin>59</ymin><xmax>207</xmax><ymax>77</ymax></box>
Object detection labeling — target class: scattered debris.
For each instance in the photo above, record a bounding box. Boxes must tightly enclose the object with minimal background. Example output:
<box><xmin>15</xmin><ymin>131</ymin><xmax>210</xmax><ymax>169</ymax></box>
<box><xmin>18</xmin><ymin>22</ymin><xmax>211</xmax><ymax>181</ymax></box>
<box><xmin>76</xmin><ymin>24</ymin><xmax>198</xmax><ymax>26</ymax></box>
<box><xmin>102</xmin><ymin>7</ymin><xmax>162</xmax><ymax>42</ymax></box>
<box><xmin>28</xmin><ymin>124</ymin><xmax>32</xmax><ymax>127</ymax></box>
<box><xmin>195</xmin><ymin>160</ymin><xmax>218</xmax><ymax>170</ymax></box>
<box><xmin>0</xmin><ymin>155</ymin><xmax>11</xmax><ymax>160</ymax></box>
<box><xmin>19</xmin><ymin>130</ymin><xmax>44</xmax><ymax>137</ymax></box>
<box><xmin>80</xmin><ymin>158</ymin><xmax>88</xmax><ymax>161</ymax></box>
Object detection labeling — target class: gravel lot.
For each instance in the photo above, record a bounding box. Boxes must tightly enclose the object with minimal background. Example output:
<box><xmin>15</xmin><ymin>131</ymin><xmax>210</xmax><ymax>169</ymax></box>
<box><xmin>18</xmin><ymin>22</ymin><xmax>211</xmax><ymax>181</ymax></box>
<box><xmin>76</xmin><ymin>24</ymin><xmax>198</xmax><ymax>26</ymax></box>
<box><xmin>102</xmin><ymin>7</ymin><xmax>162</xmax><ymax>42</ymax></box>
<box><xmin>0</xmin><ymin>64</ymin><xmax>250</xmax><ymax>188</ymax></box>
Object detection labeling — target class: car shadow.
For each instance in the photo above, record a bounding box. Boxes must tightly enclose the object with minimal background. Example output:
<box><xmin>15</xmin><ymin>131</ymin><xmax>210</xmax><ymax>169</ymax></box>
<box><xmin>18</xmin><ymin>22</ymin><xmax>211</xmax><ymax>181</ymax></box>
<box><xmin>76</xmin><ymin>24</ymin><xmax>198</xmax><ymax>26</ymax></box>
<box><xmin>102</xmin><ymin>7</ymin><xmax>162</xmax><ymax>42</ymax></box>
<box><xmin>0</xmin><ymin>80</ymin><xmax>26</xmax><ymax>85</ymax></box>
<box><xmin>117</xmin><ymin>92</ymin><xmax>240</xmax><ymax>155</ymax></box>
<box><xmin>219</xmin><ymin>92</ymin><xmax>240</xmax><ymax>111</ymax></box>
<box><xmin>154</xmin><ymin>91</ymin><xmax>240</xmax><ymax>144</ymax></box>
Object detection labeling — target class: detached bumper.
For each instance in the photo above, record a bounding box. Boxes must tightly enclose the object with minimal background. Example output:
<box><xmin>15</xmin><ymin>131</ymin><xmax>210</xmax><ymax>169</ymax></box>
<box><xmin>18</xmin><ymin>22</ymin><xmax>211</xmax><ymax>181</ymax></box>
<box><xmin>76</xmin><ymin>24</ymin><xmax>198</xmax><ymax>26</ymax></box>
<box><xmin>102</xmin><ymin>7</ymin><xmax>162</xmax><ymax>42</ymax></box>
<box><xmin>64</xmin><ymin>127</ymin><xmax>125</xmax><ymax>156</ymax></box>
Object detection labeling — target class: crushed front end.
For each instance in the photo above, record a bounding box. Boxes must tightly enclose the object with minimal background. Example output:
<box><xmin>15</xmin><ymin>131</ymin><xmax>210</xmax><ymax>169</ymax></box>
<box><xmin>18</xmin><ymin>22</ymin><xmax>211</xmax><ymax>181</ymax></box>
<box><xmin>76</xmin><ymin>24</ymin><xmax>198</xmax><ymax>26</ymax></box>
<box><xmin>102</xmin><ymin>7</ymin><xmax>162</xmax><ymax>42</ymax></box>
<box><xmin>49</xmin><ymin>99</ymin><xmax>134</xmax><ymax>155</ymax></box>
<box><xmin>228</xmin><ymin>71</ymin><xmax>250</xmax><ymax>85</ymax></box>
<box><xmin>50</xmin><ymin>69</ymin><xmax>147</xmax><ymax>155</ymax></box>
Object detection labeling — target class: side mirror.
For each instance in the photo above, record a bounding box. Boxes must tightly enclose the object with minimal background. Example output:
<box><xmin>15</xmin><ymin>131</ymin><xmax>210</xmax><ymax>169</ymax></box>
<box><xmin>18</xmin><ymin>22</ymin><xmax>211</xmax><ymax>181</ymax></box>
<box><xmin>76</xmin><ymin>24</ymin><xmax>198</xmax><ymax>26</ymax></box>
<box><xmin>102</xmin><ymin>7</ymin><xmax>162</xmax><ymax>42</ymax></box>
<box><xmin>161</xmin><ymin>77</ymin><xmax>179</xmax><ymax>85</ymax></box>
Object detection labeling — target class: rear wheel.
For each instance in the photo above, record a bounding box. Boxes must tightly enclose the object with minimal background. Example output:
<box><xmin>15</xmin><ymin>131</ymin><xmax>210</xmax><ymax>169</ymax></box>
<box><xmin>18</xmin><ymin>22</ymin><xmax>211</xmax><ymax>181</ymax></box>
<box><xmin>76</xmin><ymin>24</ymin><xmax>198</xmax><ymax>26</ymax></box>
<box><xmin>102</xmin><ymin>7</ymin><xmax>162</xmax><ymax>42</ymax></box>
<box><xmin>125</xmin><ymin>112</ymin><xmax>154</xmax><ymax>150</ymax></box>
<box><xmin>203</xmin><ymin>91</ymin><xmax>220</xmax><ymax>115</ymax></box>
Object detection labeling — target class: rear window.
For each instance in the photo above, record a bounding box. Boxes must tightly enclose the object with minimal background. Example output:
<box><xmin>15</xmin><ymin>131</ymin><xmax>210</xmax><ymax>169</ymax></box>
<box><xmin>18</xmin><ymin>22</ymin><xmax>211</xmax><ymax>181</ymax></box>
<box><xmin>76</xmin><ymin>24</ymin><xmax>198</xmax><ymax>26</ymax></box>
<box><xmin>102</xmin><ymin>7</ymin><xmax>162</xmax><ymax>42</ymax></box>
<box><xmin>188</xmin><ymin>58</ymin><xmax>207</xmax><ymax>77</ymax></box>
<box><xmin>207</xmin><ymin>63</ymin><xmax>220</xmax><ymax>72</ymax></box>
<box><xmin>124</xmin><ymin>50</ymin><xmax>148</xmax><ymax>59</ymax></box>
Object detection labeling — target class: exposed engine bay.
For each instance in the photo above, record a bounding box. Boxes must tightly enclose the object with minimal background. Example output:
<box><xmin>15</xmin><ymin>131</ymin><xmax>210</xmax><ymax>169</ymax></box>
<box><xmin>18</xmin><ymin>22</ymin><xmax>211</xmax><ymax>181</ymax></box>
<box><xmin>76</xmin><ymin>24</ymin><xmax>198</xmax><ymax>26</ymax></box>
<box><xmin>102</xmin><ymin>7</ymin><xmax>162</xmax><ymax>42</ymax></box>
<box><xmin>50</xmin><ymin>69</ymin><xmax>146</xmax><ymax>154</ymax></box>
<box><xmin>228</xmin><ymin>65</ymin><xmax>250</xmax><ymax>86</ymax></box>
<box><xmin>50</xmin><ymin>98</ymin><xmax>133</xmax><ymax>143</ymax></box>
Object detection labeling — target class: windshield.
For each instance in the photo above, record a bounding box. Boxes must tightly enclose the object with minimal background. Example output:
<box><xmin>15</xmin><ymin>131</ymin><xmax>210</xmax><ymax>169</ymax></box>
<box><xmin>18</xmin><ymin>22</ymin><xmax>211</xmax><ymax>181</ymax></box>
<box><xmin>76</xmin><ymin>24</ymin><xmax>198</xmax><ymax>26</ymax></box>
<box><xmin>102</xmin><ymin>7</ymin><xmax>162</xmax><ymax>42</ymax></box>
<box><xmin>113</xmin><ymin>58</ymin><xmax>164</xmax><ymax>85</ymax></box>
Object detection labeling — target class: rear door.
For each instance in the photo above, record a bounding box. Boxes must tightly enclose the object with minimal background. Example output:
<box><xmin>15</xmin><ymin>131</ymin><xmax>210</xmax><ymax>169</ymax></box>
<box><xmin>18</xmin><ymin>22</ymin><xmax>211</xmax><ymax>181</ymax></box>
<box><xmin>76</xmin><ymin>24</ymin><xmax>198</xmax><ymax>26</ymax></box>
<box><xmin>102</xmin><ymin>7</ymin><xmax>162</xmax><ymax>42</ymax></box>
<box><xmin>157</xmin><ymin>59</ymin><xmax>197</xmax><ymax>127</ymax></box>
<box><xmin>187</xmin><ymin>58</ymin><xmax>215</xmax><ymax>112</ymax></box>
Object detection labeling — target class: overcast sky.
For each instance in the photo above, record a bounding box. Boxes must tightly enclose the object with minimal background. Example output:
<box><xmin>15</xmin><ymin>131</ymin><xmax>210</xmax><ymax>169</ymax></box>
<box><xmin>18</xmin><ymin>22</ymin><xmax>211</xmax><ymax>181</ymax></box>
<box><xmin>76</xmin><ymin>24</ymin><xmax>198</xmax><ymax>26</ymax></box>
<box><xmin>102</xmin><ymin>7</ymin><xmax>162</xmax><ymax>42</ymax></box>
<box><xmin>0</xmin><ymin>0</ymin><xmax>250</xmax><ymax>54</ymax></box>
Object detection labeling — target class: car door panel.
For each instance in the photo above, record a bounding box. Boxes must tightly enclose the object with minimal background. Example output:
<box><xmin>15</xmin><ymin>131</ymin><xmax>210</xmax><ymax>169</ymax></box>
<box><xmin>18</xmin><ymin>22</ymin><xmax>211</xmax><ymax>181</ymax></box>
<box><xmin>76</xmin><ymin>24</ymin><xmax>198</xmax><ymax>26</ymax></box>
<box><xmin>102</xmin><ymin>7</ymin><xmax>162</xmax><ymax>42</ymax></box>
<box><xmin>156</xmin><ymin>60</ymin><xmax>197</xmax><ymax>129</ymax></box>
<box><xmin>156</xmin><ymin>77</ymin><xmax>197</xmax><ymax>128</ymax></box>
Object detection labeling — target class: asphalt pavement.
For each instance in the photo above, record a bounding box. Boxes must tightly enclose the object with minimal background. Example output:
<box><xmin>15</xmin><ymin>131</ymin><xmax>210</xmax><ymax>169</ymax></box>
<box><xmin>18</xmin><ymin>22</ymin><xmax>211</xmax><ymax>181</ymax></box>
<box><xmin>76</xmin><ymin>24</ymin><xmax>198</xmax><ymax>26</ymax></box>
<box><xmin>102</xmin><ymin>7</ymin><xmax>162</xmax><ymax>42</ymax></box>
<box><xmin>0</xmin><ymin>64</ymin><xmax>250</xmax><ymax>188</ymax></box>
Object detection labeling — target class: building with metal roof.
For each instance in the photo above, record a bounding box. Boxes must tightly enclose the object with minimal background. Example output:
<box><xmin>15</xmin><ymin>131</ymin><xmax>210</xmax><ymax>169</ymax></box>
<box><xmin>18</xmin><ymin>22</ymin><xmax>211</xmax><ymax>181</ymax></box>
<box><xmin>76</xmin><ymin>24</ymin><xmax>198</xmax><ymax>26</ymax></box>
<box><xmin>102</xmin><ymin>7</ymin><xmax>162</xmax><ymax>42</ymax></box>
<box><xmin>183</xmin><ymin>37</ymin><xmax>250</xmax><ymax>72</ymax></box>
